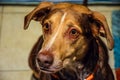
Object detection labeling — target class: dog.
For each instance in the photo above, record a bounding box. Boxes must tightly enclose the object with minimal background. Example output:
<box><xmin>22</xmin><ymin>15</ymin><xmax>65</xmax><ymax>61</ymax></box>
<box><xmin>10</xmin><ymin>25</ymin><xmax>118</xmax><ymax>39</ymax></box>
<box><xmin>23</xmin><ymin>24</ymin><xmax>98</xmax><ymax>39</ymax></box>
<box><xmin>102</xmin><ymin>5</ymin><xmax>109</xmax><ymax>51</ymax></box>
<box><xmin>24</xmin><ymin>2</ymin><xmax>115</xmax><ymax>80</ymax></box>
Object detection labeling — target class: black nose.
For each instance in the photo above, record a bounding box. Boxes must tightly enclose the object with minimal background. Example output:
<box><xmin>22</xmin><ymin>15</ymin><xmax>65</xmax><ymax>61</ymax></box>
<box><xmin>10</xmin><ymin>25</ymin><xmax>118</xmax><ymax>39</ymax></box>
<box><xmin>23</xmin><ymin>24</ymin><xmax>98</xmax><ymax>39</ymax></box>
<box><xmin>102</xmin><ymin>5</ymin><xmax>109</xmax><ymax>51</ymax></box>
<box><xmin>37</xmin><ymin>51</ymin><xmax>53</xmax><ymax>68</ymax></box>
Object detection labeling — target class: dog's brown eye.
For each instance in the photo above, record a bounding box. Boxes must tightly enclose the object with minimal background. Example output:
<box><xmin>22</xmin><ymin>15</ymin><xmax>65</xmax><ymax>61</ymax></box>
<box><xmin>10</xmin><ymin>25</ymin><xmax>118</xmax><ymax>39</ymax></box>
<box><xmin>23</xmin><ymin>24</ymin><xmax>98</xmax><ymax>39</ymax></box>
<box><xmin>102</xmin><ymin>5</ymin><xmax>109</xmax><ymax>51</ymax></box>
<box><xmin>43</xmin><ymin>23</ymin><xmax>50</xmax><ymax>33</ymax></box>
<box><xmin>69</xmin><ymin>29</ymin><xmax>79</xmax><ymax>39</ymax></box>
<box><xmin>43</xmin><ymin>23</ymin><xmax>49</xmax><ymax>30</ymax></box>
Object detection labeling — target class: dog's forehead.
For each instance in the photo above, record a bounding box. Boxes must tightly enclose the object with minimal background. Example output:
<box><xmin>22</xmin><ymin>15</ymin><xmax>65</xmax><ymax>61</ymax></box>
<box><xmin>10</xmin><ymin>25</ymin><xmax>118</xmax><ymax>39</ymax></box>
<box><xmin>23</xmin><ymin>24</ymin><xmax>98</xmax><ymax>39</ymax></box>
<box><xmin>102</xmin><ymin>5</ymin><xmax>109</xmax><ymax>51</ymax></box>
<box><xmin>47</xmin><ymin>11</ymin><xmax>64</xmax><ymax>22</ymax></box>
<box><xmin>52</xmin><ymin>3</ymin><xmax>91</xmax><ymax>14</ymax></box>
<box><xmin>45</xmin><ymin>9</ymin><xmax>80</xmax><ymax>25</ymax></box>
<box><xmin>44</xmin><ymin>4</ymin><xmax>92</xmax><ymax>25</ymax></box>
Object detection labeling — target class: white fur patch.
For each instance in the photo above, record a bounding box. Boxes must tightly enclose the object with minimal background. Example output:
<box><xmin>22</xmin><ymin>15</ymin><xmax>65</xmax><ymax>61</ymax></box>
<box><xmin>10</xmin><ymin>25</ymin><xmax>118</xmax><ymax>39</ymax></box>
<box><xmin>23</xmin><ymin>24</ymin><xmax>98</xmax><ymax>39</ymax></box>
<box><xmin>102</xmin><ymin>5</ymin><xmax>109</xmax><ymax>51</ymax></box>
<box><xmin>45</xmin><ymin>12</ymin><xmax>67</xmax><ymax>50</ymax></box>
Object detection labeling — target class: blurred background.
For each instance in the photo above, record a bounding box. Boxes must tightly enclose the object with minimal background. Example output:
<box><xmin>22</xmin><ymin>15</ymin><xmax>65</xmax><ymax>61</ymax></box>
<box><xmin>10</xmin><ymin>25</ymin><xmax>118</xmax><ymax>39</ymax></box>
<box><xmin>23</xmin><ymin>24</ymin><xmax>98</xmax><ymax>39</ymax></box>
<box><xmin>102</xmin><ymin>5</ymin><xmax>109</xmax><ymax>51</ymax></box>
<box><xmin>0</xmin><ymin>0</ymin><xmax>120</xmax><ymax>80</ymax></box>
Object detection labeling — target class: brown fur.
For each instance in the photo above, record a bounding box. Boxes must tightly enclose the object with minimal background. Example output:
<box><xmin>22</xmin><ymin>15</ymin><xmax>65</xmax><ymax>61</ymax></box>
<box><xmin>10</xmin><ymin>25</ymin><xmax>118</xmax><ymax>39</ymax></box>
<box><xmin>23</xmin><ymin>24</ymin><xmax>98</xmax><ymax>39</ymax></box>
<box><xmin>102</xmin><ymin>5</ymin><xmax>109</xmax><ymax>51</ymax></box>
<box><xmin>24</xmin><ymin>2</ymin><xmax>114</xmax><ymax>80</ymax></box>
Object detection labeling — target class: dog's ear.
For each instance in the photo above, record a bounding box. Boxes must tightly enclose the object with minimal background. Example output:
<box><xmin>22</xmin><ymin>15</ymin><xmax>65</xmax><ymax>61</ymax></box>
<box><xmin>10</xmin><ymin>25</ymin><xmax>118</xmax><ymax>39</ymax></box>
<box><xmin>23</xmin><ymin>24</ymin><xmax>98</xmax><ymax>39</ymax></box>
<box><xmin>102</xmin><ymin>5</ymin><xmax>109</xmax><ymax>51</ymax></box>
<box><xmin>91</xmin><ymin>11</ymin><xmax>114</xmax><ymax>50</ymax></box>
<box><xmin>24</xmin><ymin>2</ymin><xmax>54</xmax><ymax>30</ymax></box>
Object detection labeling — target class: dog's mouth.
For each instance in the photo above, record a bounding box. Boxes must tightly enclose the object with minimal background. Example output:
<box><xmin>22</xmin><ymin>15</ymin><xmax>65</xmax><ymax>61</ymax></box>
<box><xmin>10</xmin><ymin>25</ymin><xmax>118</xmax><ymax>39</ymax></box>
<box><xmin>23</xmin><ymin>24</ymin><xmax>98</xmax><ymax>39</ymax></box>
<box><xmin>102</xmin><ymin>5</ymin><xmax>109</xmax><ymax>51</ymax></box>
<box><xmin>36</xmin><ymin>59</ymin><xmax>63</xmax><ymax>73</ymax></box>
<box><xmin>35</xmin><ymin>54</ymin><xmax>78</xmax><ymax>74</ymax></box>
<box><xmin>39</xmin><ymin>66</ymin><xmax>62</xmax><ymax>73</ymax></box>
<box><xmin>39</xmin><ymin>67</ymin><xmax>56</xmax><ymax>73</ymax></box>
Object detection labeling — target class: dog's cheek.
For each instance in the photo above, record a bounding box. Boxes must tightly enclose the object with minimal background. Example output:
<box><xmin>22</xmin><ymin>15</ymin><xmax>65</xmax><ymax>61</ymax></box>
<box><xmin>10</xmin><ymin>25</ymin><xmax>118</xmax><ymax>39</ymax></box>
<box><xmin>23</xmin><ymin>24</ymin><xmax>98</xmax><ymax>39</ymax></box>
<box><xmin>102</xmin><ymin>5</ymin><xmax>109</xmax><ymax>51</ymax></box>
<box><xmin>72</xmin><ymin>37</ymin><xmax>89</xmax><ymax>60</ymax></box>
<box><xmin>76</xmin><ymin>44</ymin><xmax>89</xmax><ymax>60</ymax></box>
<box><xmin>63</xmin><ymin>59</ymin><xmax>71</xmax><ymax>67</ymax></box>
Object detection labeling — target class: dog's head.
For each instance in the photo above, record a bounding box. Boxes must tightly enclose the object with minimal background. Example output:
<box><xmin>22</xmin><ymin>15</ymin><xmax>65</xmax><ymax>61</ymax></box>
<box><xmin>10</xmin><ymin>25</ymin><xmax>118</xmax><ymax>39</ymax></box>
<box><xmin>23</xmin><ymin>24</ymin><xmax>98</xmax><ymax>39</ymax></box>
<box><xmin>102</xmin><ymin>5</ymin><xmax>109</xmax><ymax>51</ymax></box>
<box><xmin>24</xmin><ymin>2</ymin><xmax>114</xmax><ymax>73</ymax></box>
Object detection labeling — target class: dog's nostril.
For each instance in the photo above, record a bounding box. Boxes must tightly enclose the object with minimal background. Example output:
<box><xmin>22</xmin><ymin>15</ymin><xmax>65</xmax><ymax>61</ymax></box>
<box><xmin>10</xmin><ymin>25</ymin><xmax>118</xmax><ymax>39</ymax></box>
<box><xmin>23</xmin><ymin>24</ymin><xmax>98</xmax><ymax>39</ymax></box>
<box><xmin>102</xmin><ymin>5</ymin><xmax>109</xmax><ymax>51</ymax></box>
<box><xmin>37</xmin><ymin>53</ymin><xmax>53</xmax><ymax>68</ymax></box>
<box><xmin>44</xmin><ymin>60</ymin><xmax>51</xmax><ymax>64</ymax></box>
<box><xmin>43</xmin><ymin>60</ymin><xmax>53</xmax><ymax>68</ymax></box>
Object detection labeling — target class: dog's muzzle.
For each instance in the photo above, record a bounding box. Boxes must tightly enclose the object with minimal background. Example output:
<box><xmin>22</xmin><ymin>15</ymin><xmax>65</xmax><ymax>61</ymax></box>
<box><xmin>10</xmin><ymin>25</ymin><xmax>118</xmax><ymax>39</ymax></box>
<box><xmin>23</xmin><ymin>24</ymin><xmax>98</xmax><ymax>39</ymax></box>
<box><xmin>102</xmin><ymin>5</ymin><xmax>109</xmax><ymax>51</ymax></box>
<box><xmin>36</xmin><ymin>50</ymin><xmax>63</xmax><ymax>73</ymax></box>
<box><xmin>36</xmin><ymin>50</ymin><xmax>55</xmax><ymax>73</ymax></box>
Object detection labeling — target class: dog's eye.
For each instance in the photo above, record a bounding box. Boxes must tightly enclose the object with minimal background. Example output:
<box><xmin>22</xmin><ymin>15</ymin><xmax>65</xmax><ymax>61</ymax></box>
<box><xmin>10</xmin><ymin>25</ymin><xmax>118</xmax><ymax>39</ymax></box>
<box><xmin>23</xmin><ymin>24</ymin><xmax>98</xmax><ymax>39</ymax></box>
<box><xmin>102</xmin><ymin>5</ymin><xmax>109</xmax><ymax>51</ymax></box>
<box><xmin>43</xmin><ymin>23</ymin><xmax>50</xmax><ymax>33</ymax></box>
<box><xmin>69</xmin><ymin>29</ymin><xmax>80</xmax><ymax>39</ymax></box>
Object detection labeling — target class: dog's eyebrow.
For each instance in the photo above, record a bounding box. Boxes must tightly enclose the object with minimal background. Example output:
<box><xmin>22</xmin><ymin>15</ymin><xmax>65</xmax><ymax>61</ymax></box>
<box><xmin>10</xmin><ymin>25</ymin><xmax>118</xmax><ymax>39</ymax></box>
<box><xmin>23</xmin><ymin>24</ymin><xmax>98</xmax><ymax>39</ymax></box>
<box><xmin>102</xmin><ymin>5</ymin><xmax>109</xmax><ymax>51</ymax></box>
<box><xmin>45</xmin><ymin>12</ymin><xmax>67</xmax><ymax>50</ymax></box>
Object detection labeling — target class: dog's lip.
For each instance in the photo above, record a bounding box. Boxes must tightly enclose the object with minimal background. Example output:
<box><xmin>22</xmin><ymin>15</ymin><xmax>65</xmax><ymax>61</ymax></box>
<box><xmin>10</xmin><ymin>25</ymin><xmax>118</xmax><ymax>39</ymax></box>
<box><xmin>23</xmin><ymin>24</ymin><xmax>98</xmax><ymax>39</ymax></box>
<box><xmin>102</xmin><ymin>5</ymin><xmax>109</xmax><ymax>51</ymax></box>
<box><xmin>40</xmin><ymin>67</ymin><xmax>55</xmax><ymax>73</ymax></box>
<box><xmin>39</xmin><ymin>66</ymin><xmax>63</xmax><ymax>73</ymax></box>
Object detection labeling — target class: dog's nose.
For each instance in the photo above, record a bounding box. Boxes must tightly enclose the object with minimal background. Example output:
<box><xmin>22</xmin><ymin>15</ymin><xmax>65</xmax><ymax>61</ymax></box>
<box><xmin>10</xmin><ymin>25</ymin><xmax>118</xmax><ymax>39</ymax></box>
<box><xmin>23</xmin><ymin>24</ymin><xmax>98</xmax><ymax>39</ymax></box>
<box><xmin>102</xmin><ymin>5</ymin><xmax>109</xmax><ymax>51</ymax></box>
<box><xmin>37</xmin><ymin>51</ymin><xmax>53</xmax><ymax>68</ymax></box>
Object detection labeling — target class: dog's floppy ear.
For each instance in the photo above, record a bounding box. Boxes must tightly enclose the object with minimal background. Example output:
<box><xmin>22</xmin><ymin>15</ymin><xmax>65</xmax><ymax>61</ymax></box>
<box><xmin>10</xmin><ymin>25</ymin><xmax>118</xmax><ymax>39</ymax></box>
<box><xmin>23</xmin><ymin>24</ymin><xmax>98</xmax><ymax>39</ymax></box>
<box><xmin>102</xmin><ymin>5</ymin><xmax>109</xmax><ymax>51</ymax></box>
<box><xmin>24</xmin><ymin>2</ymin><xmax>54</xmax><ymax>30</ymax></box>
<box><xmin>92</xmin><ymin>11</ymin><xmax>114</xmax><ymax>50</ymax></box>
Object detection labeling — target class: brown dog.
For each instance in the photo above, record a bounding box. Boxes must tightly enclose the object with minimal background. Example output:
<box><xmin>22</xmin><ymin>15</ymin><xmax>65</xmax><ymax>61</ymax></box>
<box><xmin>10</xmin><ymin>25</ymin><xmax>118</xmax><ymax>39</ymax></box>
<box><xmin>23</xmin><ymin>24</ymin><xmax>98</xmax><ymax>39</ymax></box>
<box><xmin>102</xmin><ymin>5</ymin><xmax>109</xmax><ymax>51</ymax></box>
<box><xmin>24</xmin><ymin>2</ymin><xmax>115</xmax><ymax>80</ymax></box>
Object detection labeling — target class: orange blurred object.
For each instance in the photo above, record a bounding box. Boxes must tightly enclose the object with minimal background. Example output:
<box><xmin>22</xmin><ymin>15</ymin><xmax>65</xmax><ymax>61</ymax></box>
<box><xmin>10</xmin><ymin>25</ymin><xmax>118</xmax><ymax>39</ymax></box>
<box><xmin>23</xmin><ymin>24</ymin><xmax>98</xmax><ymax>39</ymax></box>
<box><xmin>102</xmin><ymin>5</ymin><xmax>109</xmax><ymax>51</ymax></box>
<box><xmin>116</xmin><ymin>68</ymin><xmax>120</xmax><ymax>80</ymax></box>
